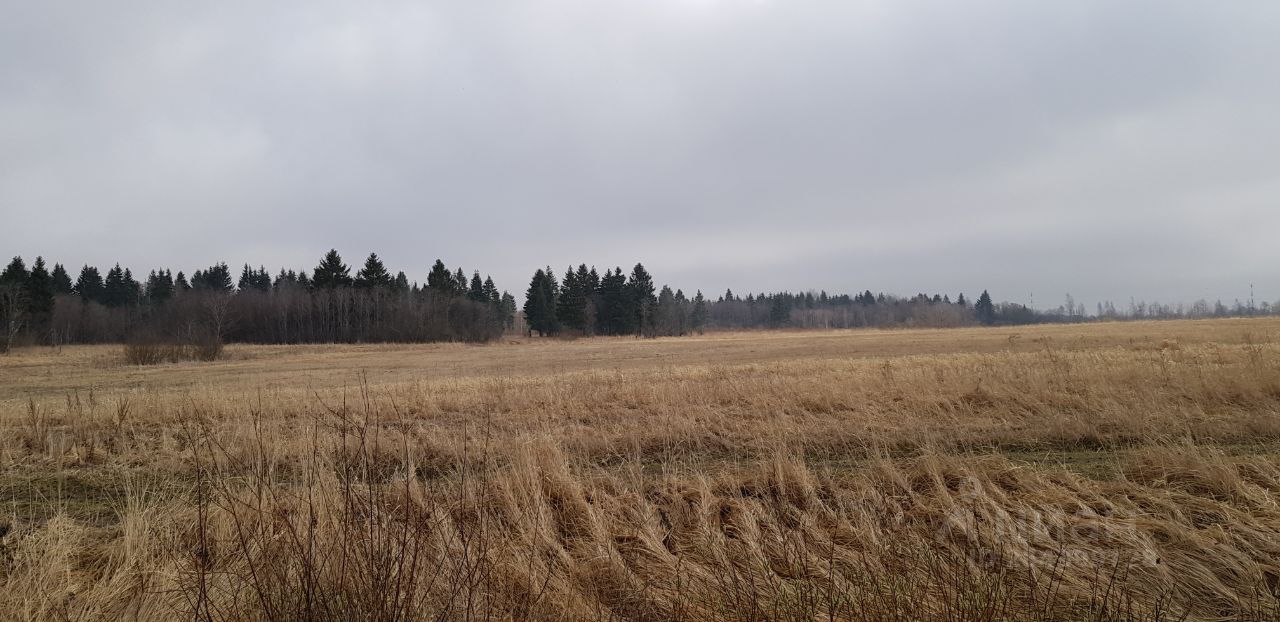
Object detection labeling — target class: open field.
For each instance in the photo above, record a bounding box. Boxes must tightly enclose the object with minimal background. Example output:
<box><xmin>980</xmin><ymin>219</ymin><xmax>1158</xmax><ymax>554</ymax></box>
<box><xmin>2</xmin><ymin>318</ymin><xmax>1280</xmax><ymax>620</ymax></box>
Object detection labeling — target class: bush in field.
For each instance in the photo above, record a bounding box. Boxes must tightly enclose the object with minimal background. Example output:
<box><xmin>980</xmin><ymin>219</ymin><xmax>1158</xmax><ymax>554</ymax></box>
<box><xmin>123</xmin><ymin>330</ymin><xmax>222</xmax><ymax>365</ymax></box>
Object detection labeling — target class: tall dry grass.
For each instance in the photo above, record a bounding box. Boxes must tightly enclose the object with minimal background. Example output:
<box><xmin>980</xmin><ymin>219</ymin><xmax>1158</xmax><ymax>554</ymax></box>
<box><xmin>1</xmin><ymin>320</ymin><xmax>1279</xmax><ymax>620</ymax></box>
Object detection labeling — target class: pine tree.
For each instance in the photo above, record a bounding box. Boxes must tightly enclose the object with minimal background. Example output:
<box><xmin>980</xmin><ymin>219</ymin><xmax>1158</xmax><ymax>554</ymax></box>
<box><xmin>354</xmin><ymin>253</ymin><xmax>393</xmax><ymax>289</ymax></box>
<box><xmin>312</xmin><ymin>250</ymin><xmax>352</xmax><ymax>288</ymax></box>
<box><xmin>691</xmin><ymin>290</ymin><xmax>707</xmax><ymax>333</ymax></box>
<box><xmin>50</xmin><ymin>264</ymin><xmax>72</xmax><ymax>295</ymax></box>
<box><xmin>974</xmin><ymin>290</ymin><xmax>996</xmax><ymax>325</ymax></box>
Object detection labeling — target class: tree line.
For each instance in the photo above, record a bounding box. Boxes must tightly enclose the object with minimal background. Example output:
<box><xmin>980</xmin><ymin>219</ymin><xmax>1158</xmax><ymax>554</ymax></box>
<box><xmin>519</xmin><ymin>265</ymin><xmax>1014</xmax><ymax>337</ymax></box>
<box><xmin>4</xmin><ymin>250</ymin><xmax>1274</xmax><ymax>353</ymax></box>
<box><xmin>0</xmin><ymin>250</ymin><xmax>516</xmax><ymax>352</ymax></box>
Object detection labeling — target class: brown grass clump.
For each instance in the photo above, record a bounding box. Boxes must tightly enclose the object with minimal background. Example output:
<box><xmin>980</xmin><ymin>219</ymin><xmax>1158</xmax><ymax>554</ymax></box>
<box><xmin>1</xmin><ymin>318</ymin><xmax>1280</xmax><ymax>620</ymax></box>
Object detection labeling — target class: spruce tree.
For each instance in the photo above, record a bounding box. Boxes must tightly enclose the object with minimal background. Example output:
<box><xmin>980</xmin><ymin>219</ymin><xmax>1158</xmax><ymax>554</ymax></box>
<box><xmin>312</xmin><ymin>250</ymin><xmax>352</xmax><ymax>288</ymax></box>
<box><xmin>146</xmin><ymin>269</ymin><xmax>175</xmax><ymax>303</ymax></box>
<box><xmin>974</xmin><ymin>290</ymin><xmax>996</xmax><ymax>325</ymax></box>
<box><xmin>1</xmin><ymin>257</ymin><xmax>28</xmax><ymax>288</ymax></box>
<box><xmin>238</xmin><ymin>264</ymin><xmax>252</xmax><ymax>291</ymax></box>
<box><xmin>555</xmin><ymin>266</ymin><xmax>587</xmax><ymax>331</ymax></box>
<box><xmin>595</xmin><ymin>268</ymin><xmax>628</xmax><ymax>335</ymax></box>
<box><xmin>103</xmin><ymin>264</ymin><xmax>129</xmax><ymax>307</ymax></box>
<box><xmin>354</xmin><ymin>253</ymin><xmax>393</xmax><ymax>289</ymax></box>
<box><xmin>523</xmin><ymin>269</ymin><xmax>552</xmax><ymax>336</ymax></box>
<box><xmin>393</xmin><ymin>271</ymin><xmax>410</xmax><ymax>294</ymax></box>
<box><xmin>174</xmin><ymin>271</ymin><xmax>190</xmax><ymax>292</ymax></box>
<box><xmin>74</xmin><ymin>265</ymin><xmax>105</xmax><ymax>303</ymax></box>
<box><xmin>482</xmin><ymin>276</ymin><xmax>499</xmax><ymax>306</ymax></box>
<box><xmin>50</xmin><ymin>263</ymin><xmax>72</xmax><ymax>295</ymax></box>
<box><xmin>426</xmin><ymin>260</ymin><xmax>455</xmax><ymax>296</ymax></box>
<box><xmin>691</xmin><ymin>290</ymin><xmax>707</xmax><ymax>333</ymax></box>
<box><xmin>499</xmin><ymin>291</ymin><xmax>516</xmax><ymax>329</ymax></box>
<box><xmin>626</xmin><ymin>263</ymin><xmax>656</xmax><ymax>336</ymax></box>
<box><xmin>454</xmin><ymin>268</ymin><xmax>468</xmax><ymax>293</ymax></box>
<box><xmin>467</xmin><ymin>272</ymin><xmax>487</xmax><ymax>303</ymax></box>
<box><xmin>22</xmin><ymin>257</ymin><xmax>53</xmax><ymax>338</ymax></box>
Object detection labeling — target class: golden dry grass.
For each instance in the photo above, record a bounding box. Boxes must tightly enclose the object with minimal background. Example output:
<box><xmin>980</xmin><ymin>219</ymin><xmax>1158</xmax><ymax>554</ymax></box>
<box><xmin>1</xmin><ymin>318</ymin><xmax>1279</xmax><ymax>620</ymax></box>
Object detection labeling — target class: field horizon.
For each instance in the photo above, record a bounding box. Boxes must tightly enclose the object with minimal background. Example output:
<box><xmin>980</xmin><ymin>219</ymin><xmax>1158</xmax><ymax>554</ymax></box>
<box><xmin>2</xmin><ymin>318</ymin><xmax>1280</xmax><ymax>620</ymax></box>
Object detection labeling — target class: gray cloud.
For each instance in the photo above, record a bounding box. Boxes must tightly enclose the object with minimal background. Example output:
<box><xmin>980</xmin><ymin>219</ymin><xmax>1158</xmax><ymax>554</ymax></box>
<box><xmin>2</xmin><ymin>0</ymin><xmax>1277</xmax><ymax>309</ymax></box>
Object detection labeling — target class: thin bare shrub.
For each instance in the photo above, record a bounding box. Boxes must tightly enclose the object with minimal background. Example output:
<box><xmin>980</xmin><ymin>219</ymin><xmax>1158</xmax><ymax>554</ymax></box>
<box><xmin>123</xmin><ymin>330</ymin><xmax>222</xmax><ymax>365</ymax></box>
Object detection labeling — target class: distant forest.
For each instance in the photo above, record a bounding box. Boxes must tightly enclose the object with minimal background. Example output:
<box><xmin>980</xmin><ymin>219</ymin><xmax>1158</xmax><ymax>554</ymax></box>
<box><xmin>0</xmin><ymin>250</ymin><xmax>1275</xmax><ymax>352</ymax></box>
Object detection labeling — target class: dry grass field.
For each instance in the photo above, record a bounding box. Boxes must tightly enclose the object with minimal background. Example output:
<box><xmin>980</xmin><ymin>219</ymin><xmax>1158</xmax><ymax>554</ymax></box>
<box><xmin>2</xmin><ymin>318</ymin><xmax>1280</xmax><ymax>621</ymax></box>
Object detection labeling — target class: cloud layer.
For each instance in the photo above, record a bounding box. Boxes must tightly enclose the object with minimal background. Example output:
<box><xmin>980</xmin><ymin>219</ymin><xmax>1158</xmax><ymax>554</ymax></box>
<box><xmin>3</xmin><ymin>1</ymin><xmax>1277</xmax><ymax>308</ymax></box>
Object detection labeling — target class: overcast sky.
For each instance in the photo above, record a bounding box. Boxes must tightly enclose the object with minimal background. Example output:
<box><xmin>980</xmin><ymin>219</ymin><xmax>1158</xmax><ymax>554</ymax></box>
<box><xmin>2</xmin><ymin>1</ymin><xmax>1277</xmax><ymax>309</ymax></box>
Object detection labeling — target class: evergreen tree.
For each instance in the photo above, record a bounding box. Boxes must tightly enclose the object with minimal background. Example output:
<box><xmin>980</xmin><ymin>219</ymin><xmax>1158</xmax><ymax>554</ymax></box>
<box><xmin>146</xmin><ymin>269</ymin><xmax>175</xmax><ymax>303</ymax></box>
<box><xmin>426</xmin><ymin>260</ymin><xmax>455</xmax><ymax>296</ymax></box>
<box><xmin>1</xmin><ymin>257</ymin><xmax>29</xmax><ymax>288</ymax></box>
<box><xmin>393</xmin><ymin>271</ymin><xmax>410</xmax><ymax>294</ymax></box>
<box><xmin>499</xmin><ymin>291</ymin><xmax>516</xmax><ymax>329</ymax></box>
<box><xmin>102</xmin><ymin>264</ymin><xmax>130</xmax><ymax>307</ymax></box>
<box><xmin>454</xmin><ymin>268</ymin><xmax>468</xmax><ymax>293</ymax></box>
<box><xmin>691</xmin><ymin>290</ymin><xmax>707</xmax><ymax>333</ymax></box>
<box><xmin>311</xmin><ymin>250</ymin><xmax>352</xmax><ymax>288</ymax></box>
<box><xmin>467</xmin><ymin>272</ymin><xmax>487</xmax><ymax>303</ymax></box>
<box><xmin>768</xmin><ymin>294</ymin><xmax>790</xmax><ymax>328</ymax></box>
<box><xmin>174</xmin><ymin>271</ymin><xmax>191</xmax><ymax>292</ymax></box>
<box><xmin>974</xmin><ymin>290</ymin><xmax>996</xmax><ymax>325</ymax></box>
<box><xmin>522</xmin><ymin>268</ymin><xmax>559</xmax><ymax>336</ymax></box>
<box><xmin>238</xmin><ymin>264</ymin><xmax>253</xmax><ymax>291</ymax></box>
<box><xmin>354</xmin><ymin>253</ymin><xmax>393</xmax><ymax>289</ymax></box>
<box><xmin>482</xmin><ymin>276</ymin><xmax>499</xmax><ymax>306</ymax></box>
<box><xmin>74</xmin><ymin>265</ymin><xmax>104</xmax><ymax>303</ymax></box>
<box><xmin>273</xmin><ymin>268</ymin><xmax>298</xmax><ymax>289</ymax></box>
<box><xmin>556</xmin><ymin>265</ymin><xmax>589</xmax><ymax>332</ymax></box>
<box><xmin>595</xmin><ymin>268</ymin><xmax>629</xmax><ymax>335</ymax></box>
<box><xmin>22</xmin><ymin>257</ymin><xmax>54</xmax><ymax>337</ymax></box>
<box><xmin>50</xmin><ymin>263</ymin><xmax>72</xmax><ymax>295</ymax></box>
<box><xmin>626</xmin><ymin>263</ymin><xmax>656</xmax><ymax>336</ymax></box>
<box><xmin>193</xmin><ymin>262</ymin><xmax>234</xmax><ymax>291</ymax></box>
<box><xmin>956</xmin><ymin>293</ymin><xmax>968</xmax><ymax>307</ymax></box>
<box><xmin>122</xmin><ymin>268</ymin><xmax>141</xmax><ymax>305</ymax></box>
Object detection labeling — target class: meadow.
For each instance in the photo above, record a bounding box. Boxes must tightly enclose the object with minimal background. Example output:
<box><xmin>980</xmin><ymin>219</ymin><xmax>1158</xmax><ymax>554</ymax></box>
<box><xmin>1</xmin><ymin>318</ymin><xmax>1279</xmax><ymax>621</ymax></box>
